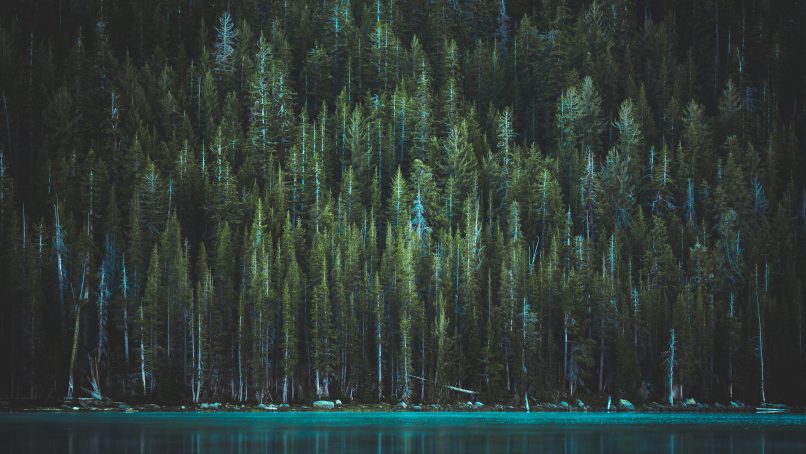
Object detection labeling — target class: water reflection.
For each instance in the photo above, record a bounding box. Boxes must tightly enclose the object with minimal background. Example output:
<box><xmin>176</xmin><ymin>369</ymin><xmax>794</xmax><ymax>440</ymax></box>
<box><xmin>2</xmin><ymin>412</ymin><xmax>804</xmax><ymax>454</ymax></box>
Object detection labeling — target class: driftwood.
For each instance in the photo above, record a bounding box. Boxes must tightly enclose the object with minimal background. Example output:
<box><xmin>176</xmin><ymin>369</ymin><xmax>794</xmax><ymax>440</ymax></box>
<box><xmin>407</xmin><ymin>374</ymin><xmax>478</xmax><ymax>395</ymax></box>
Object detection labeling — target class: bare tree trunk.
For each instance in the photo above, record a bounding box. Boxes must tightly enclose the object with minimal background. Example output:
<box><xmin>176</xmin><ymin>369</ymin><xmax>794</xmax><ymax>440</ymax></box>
<box><xmin>401</xmin><ymin>333</ymin><xmax>410</xmax><ymax>401</ymax></box>
<box><xmin>238</xmin><ymin>313</ymin><xmax>244</xmax><ymax>401</ymax></box>
<box><xmin>66</xmin><ymin>261</ymin><xmax>87</xmax><ymax>399</ymax></box>
<box><xmin>563</xmin><ymin>312</ymin><xmax>569</xmax><ymax>393</ymax></box>
<box><xmin>96</xmin><ymin>266</ymin><xmax>107</xmax><ymax>376</ymax></box>
<box><xmin>283</xmin><ymin>326</ymin><xmax>290</xmax><ymax>403</ymax></box>
<box><xmin>139</xmin><ymin>299</ymin><xmax>147</xmax><ymax>395</ymax></box>
<box><xmin>123</xmin><ymin>300</ymin><xmax>130</xmax><ymax>366</ymax></box>
<box><xmin>521</xmin><ymin>298</ymin><xmax>527</xmax><ymax>372</ymax></box>
<box><xmin>2</xmin><ymin>92</ymin><xmax>11</xmax><ymax>159</ymax></box>
<box><xmin>420</xmin><ymin>330</ymin><xmax>425</xmax><ymax>402</ymax></box>
<box><xmin>66</xmin><ymin>303</ymin><xmax>81</xmax><ymax>400</ymax></box>
<box><xmin>755</xmin><ymin>266</ymin><xmax>766</xmax><ymax>404</ymax></box>
<box><xmin>190</xmin><ymin>299</ymin><xmax>197</xmax><ymax>403</ymax></box>
<box><xmin>728</xmin><ymin>291</ymin><xmax>734</xmax><ymax>400</ymax></box>
<box><xmin>598</xmin><ymin>318</ymin><xmax>605</xmax><ymax>393</ymax></box>
<box><xmin>485</xmin><ymin>270</ymin><xmax>492</xmax><ymax>386</ymax></box>
<box><xmin>668</xmin><ymin>329</ymin><xmax>676</xmax><ymax>405</ymax></box>
<box><xmin>167</xmin><ymin>300</ymin><xmax>171</xmax><ymax>358</ymax></box>
<box><xmin>29</xmin><ymin>296</ymin><xmax>36</xmax><ymax>399</ymax></box>
<box><xmin>376</xmin><ymin>294</ymin><xmax>383</xmax><ymax>401</ymax></box>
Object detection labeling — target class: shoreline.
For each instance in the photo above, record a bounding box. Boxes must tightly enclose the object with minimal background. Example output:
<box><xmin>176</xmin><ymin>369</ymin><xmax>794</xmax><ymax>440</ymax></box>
<box><xmin>2</xmin><ymin>399</ymin><xmax>800</xmax><ymax>414</ymax></box>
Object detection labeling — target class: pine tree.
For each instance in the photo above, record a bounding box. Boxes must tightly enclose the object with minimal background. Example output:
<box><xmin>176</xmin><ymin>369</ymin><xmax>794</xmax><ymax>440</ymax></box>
<box><xmin>215</xmin><ymin>11</ymin><xmax>238</xmax><ymax>75</ymax></box>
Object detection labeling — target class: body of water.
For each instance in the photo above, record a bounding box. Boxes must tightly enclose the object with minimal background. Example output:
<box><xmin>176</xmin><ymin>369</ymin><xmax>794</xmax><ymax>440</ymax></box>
<box><xmin>1</xmin><ymin>411</ymin><xmax>805</xmax><ymax>453</ymax></box>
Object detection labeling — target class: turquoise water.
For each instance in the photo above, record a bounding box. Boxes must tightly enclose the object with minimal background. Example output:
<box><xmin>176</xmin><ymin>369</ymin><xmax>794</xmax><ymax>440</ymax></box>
<box><xmin>1</xmin><ymin>411</ymin><xmax>805</xmax><ymax>453</ymax></box>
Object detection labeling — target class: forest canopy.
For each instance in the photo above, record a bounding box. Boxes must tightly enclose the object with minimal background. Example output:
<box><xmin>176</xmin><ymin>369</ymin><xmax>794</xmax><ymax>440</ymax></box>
<box><xmin>0</xmin><ymin>0</ymin><xmax>805</xmax><ymax>406</ymax></box>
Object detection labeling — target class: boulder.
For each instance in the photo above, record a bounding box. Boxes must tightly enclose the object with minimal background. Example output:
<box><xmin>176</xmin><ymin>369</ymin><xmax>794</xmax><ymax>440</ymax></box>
<box><xmin>396</xmin><ymin>401</ymin><xmax>408</xmax><ymax>409</ymax></box>
<box><xmin>412</xmin><ymin>405</ymin><xmax>423</xmax><ymax>411</ymax></box>
<box><xmin>576</xmin><ymin>399</ymin><xmax>586</xmax><ymax>409</ymax></box>
<box><xmin>560</xmin><ymin>401</ymin><xmax>570</xmax><ymax>408</ymax></box>
<box><xmin>683</xmin><ymin>398</ymin><xmax>697</xmax><ymax>407</ymax></box>
<box><xmin>313</xmin><ymin>400</ymin><xmax>335</xmax><ymax>409</ymax></box>
<box><xmin>618</xmin><ymin>399</ymin><xmax>635</xmax><ymax>411</ymax></box>
<box><xmin>335</xmin><ymin>399</ymin><xmax>343</xmax><ymax>406</ymax></box>
<box><xmin>474</xmin><ymin>401</ymin><xmax>484</xmax><ymax>408</ymax></box>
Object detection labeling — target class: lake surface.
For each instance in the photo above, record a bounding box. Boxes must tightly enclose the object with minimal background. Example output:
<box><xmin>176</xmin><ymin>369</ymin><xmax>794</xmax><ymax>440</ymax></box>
<box><xmin>1</xmin><ymin>411</ymin><xmax>805</xmax><ymax>453</ymax></box>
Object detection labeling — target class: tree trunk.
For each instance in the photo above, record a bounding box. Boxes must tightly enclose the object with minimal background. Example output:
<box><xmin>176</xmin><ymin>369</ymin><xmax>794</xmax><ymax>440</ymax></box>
<box><xmin>728</xmin><ymin>291</ymin><xmax>734</xmax><ymax>400</ymax></box>
<box><xmin>66</xmin><ymin>303</ymin><xmax>81</xmax><ymax>400</ymax></box>
<box><xmin>283</xmin><ymin>327</ymin><xmax>290</xmax><ymax>403</ymax></box>
<box><xmin>598</xmin><ymin>318</ymin><xmax>604</xmax><ymax>393</ymax></box>
<box><xmin>755</xmin><ymin>266</ymin><xmax>766</xmax><ymax>404</ymax></box>
<box><xmin>401</xmin><ymin>333</ymin><xmax>410</xmax><ymax>401</ymax></box>
<box><xmin>420</xmin><ymin>330</ymin><xmax>425</xmax><ymax>402</ymax></box>
<box><xmin>238</xmin><ymin>313</ymin><xmax>244</xmax><ymax>401</ymax></box>
<box><xmin>123</xmin><ymin>299</ymin><xmax>130</xmax><ymax>367</ymax></box>
<box><xmin>376</xmin><ymin>295</ymin><xmax>383</xmax><ymax>401</ymax></box>
<box><xmin>668</xmin><ymin>329</ymin><xmax>676</xmax><ymax>405</ymax></box>
<box><xmin>563</xmin><ymin>312</ymin><xmax>569</xmax><ymax>393</ymax></box>
<box><xmin>139</xmin><ymin>299</ymin><xmax>147</xmax><ymax>395</ymax></box>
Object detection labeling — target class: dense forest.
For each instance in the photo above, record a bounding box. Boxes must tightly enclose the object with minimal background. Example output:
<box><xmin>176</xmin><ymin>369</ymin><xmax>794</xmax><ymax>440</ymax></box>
<box><xmin>0</xmin><ymin>0</ymin><xmax>804</xmax><ymax>407</ymax></box>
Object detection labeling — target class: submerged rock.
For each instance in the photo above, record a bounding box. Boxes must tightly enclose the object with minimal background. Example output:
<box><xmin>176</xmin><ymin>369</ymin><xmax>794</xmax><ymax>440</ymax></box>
<box><xmin>618</xmin><ymin>399</ymin><xmax>635</xmax><ymax>411</ymax></box>
<box><xmin>313</xmin><ymin>400</ymin><xmax>335</xmax><ymax>409</ymax></box>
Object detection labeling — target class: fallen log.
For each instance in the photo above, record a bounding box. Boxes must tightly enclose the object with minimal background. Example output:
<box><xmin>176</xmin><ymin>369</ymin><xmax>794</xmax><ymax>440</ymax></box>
<box><xmin>408</xmin><ymin>374</ymin><xmax>478</xmax><ymax>395</ymax></box>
